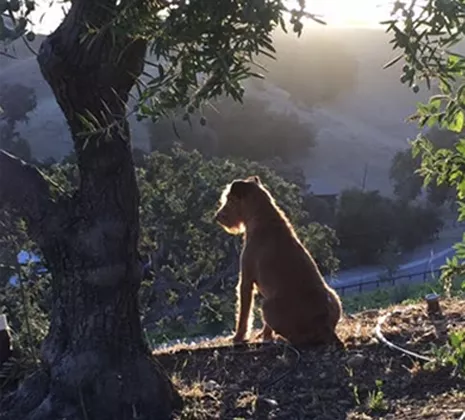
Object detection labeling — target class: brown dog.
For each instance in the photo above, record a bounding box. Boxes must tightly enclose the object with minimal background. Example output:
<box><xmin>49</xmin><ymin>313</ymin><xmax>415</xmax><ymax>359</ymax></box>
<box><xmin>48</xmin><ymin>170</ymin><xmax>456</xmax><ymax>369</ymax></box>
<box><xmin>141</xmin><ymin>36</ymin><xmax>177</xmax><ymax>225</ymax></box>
<box><xmin>214</xmin><ymin>176</ymin><xmax>343</xmax><ymax>346</ymax></box>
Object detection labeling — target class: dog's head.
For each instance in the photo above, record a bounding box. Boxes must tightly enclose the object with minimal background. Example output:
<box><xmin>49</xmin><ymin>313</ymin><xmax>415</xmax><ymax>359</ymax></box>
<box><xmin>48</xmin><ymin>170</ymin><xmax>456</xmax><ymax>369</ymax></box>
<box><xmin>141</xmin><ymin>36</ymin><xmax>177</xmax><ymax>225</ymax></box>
<box><xmin>214</xmin><ymin>176</ymin><xmax>262</xmax><ymax>235</ymax></box>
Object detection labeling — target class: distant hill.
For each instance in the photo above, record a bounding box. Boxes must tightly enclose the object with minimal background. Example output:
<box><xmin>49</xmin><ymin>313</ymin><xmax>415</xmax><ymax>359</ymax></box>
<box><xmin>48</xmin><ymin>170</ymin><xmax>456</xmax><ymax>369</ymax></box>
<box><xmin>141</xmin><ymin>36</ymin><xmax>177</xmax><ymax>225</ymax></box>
<box><xmin>1</xmin><ymin>26</ymin><xmax>461</xmax><ymax>195</ymax></box>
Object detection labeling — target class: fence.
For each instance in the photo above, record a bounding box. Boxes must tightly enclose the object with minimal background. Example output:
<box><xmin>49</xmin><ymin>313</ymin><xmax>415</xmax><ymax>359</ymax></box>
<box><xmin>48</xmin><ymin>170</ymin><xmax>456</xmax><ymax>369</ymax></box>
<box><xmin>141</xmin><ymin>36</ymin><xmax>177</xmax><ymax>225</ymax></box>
<box><xmin>0</xmin><ymin>258</ymin><xmax>446</xmax><ymax>300</ymax></box>
<box><xmin>332</xmin><ymin>269</ymin><xmax>443</xmax><ymax>297</ymax></box>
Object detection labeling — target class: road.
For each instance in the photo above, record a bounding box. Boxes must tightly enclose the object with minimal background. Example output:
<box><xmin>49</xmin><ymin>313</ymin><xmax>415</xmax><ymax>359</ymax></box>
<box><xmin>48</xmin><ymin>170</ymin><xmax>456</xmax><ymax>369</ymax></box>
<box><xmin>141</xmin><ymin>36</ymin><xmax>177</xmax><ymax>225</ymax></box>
<box><xmin>9</xmin><ymin>223</ymin><xmax>465</xmax><ymax>292</ymax></box>
<box><xmin>327</xmin><ymin>224</ymin><xmax>464</xmax><ymax>293</ymax></box>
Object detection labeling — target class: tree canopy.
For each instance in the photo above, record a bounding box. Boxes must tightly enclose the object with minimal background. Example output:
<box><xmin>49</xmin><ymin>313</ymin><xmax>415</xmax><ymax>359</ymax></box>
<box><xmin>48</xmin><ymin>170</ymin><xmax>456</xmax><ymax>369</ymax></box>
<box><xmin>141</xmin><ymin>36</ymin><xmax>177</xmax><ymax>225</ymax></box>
<box><xmin>384</xmin><ymin>0</ymin><xmax>465</xmax><ymax>286</ymax></box>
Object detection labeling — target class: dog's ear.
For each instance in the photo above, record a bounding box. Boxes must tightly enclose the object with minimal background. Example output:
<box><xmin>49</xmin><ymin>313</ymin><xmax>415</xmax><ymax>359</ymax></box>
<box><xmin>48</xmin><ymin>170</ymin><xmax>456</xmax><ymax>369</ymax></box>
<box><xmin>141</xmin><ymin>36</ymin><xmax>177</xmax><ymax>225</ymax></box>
<box><xmin>246</xmin><ymin>175</ymin><xmax>261</xmax><ymax>185</ymax></box>
<box><xmin>229</xmin><ymin>180</ymin><xmax>251</xmax><ymax>199</ymax></box>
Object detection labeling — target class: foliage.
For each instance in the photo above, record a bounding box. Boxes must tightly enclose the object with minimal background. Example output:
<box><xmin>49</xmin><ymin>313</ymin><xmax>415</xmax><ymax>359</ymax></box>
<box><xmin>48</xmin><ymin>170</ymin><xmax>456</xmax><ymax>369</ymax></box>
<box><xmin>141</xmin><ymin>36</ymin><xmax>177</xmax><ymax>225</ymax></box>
<box><xmin>36</xmin><ymin>148</ymin><xmax>339</xmax><ymax>340</ymax></box>
<box><xmin>427</xmin><ymin>330</ymin><xmax>465</xmax><ymax>376</ymax></box>
<box><xmin>367</xmin><ymin>380</ymin><xmax>387</xmax><ymax>414</ymax></box>
<box><xmin>389</xmin><ymin>127</ymin><xmax>457</xmax><ymax>205</ymax></box>
<box><xmin>392</xmin><ymin>201</ymin><xmax>443</xmax><ymax>251</ymax></box>
<box><xmin>3</xmin><ymin>147</ymin><xmax>448</xmax><ymax>342</ymax></box>
<box><xmin>136</xmin><ymin>148</ymin><xmax>339</xmax><ymax>338</ymax></box>
<box><xmin>0</xmin><ymin>212</ymin><xmax>31</xmax><ymax>286</ymax></box>
<box><xmin>0</xmin><ymin>266</ymin><xmax>50</xmax><ymax>361</ymax></box>
<box><xmin>148</xmin><ymin>96</ymin><xmax>317</xmax><ymax>163</ymax></box>
<box><xmin>302</xmin><ymin>193</ymin><xmax>337</xmax><ymax>226</ymax></box>
<box><xmin>131</xmin><ymin>1</ymin><xmax>318</xmax><ymax>124</ymax></box>
<box><xmin>335</xmin><ymin>188</ymin><xmax>443</xmax><ymax>266</ymax></box>
<box><xmin>205</xmin><ymin>96</ymin><xmax>316</xmax><ymax>161</ymax></box>
<box><xmin>389</xmin><ymin>148</ymin><xmax>423</xmax><ymax>202</ymax></box>
<box><xmin>0</xmin><ymin>83</ymin><xmax>36</xmax><ymax>161</ymax></box>
<box><xmin>1</xmin><ymin>0</ymin><xmax>322</xmax><ymax>133</ymax></box>
<box><xmin>383</xmin><ymin>0</ymin><xmax>465</xmax><ymax>288</ymax></box>
<box><xmin>0</xmin><ymin>211</ymin><xmax>49</xmax><ymax>388</ymax></box>
<box><xmin>336</xmin><ymin>189</ymin><xmax>394</xmax><ymax>265</ymax></box>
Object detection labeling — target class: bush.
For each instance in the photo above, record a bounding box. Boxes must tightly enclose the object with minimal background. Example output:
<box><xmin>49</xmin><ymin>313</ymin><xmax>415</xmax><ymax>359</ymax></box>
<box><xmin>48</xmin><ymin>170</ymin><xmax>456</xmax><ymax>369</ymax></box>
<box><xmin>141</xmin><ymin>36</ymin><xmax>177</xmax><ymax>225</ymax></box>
<box><xmin>392</xmin><ymin>202</ymin><xmax>443</xmax><ymax>252</ymax></box>
<box><xmin>389</xmin><ymin>126</ymin><xmax>457</xmax><ymax>206</ymax></box>
<box><xmin>148</xmin><ymin>96</ymin><xmax>317</xmax><ymax>163</ymax></box>
<box><xmin>0</xmin><ymin>212</ymin><xmax>50</xmax><ymax>390</ymax></box>
<box><xmin>335</xmin><ymin>188</ymin><xmax>444</xmax><ymax>267</ymax></box>
<box><xmin>136</xmin><ymin>148</ymin><xmax>339</xmax><ymax>339</ymax></box>
<box><xmin>335</xmin><ymin>189</ymin><xmax>394</xmax><ymax>266</ymax></box>
<box><xmin>1</xmin><ymin>148</ymin><xmax>338</xmax><ymax>342</ymax></box>
<box><xmin>0</xmin><ymin>83</ymin><xmax>37</xmax><ymax>162</ymax></box>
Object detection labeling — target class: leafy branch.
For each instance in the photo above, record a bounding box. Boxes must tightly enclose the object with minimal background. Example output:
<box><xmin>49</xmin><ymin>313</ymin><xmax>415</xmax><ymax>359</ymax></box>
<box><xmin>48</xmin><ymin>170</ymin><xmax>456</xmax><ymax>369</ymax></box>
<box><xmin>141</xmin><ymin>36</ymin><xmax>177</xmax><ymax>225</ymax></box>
<box><xmin>383</xmin><ymin>0</ymin><xmax>465</xmax><ymax>290</ymax></box>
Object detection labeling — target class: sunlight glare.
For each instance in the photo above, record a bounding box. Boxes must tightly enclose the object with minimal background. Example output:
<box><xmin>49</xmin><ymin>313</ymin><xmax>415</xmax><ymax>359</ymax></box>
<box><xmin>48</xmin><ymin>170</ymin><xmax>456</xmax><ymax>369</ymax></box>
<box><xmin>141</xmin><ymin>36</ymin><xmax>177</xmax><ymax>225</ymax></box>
<box><xmin>286</xmin><ymin>0</ymin><xmax>395</xmax><ymax>27</ymax></box>
<box><xmin>31</xmin><ymin>0</ymin><xmax>399</xmax><ymax>34</ymax></box>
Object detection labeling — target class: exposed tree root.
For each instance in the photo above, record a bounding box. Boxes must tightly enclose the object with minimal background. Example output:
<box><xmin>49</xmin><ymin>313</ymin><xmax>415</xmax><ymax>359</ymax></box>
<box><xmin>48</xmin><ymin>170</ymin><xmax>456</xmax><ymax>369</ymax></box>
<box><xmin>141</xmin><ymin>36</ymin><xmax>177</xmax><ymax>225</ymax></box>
<box><xmin>0</xmin><ymin>369</ymin><xmax>50</xmax><ymax>420</ymax></box>
<box><xmin>0</xmin><ymin>354</ymin><xmax>182</xmax><ymax>420</ymax></box>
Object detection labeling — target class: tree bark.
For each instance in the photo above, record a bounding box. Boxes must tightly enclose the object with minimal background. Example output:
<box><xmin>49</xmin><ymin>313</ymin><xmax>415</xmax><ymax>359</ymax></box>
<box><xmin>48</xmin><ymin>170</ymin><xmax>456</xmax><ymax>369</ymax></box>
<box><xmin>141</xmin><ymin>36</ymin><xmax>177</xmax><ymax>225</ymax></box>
<box><xmin>0</xmin><ymin>1</ymin><xmax>181</xmax><ymax>419</ymax></box>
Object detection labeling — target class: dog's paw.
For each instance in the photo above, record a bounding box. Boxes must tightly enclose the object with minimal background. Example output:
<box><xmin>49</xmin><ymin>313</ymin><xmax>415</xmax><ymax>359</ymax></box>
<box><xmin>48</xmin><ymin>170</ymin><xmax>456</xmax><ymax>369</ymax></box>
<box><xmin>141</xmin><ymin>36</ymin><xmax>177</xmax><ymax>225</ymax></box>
<box><xmin>255</xmin><ymin>329</ymin><xmax>273</xmax><ymax>342</ymax></box>
<box><xmin>230</xmin><ymin>332</ymin><xmax>247</xmax><ymax>344</ymax></box>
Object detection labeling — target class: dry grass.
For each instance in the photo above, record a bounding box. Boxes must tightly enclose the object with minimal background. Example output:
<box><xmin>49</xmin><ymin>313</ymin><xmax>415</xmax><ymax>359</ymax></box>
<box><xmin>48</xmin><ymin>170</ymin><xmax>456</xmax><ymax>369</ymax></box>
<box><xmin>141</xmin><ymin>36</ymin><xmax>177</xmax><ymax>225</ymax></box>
<box><xmin>155</xmin><ymin>297</ymin><xmax>465</xmax><ymax>419</ymax></box>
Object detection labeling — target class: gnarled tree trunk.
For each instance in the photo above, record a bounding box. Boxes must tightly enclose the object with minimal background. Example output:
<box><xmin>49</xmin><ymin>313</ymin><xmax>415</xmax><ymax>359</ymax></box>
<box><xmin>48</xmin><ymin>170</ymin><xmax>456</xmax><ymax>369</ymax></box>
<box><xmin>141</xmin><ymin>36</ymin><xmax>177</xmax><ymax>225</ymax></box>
<box><xmin>0</xmin><ymin>2</ymin><xmax>181</xmax><ymax>419</ymax></box>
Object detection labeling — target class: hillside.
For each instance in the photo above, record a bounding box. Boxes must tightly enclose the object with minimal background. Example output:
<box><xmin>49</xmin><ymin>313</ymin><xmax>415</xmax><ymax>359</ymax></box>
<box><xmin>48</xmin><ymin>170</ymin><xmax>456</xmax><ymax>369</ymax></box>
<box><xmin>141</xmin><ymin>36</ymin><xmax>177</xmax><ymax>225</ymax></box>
<box><xmin>2</xmin><ymin>27</ymin><xmax>460</xmax><ymax>195</ymax></box>
<box><xmin>155</xmin><ymin>297</ymin><xmax>465</xmax><ymax>419</ymax></box>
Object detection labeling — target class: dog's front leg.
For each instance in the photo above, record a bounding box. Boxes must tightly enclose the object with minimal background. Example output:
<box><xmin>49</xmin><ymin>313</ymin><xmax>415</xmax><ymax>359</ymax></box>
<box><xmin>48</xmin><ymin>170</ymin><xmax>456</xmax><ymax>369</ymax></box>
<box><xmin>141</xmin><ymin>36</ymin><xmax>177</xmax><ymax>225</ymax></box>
<box><xmin>232</xmin><ymin>268</ymin><xmax>254</xmax><ymax>343</ymax></box>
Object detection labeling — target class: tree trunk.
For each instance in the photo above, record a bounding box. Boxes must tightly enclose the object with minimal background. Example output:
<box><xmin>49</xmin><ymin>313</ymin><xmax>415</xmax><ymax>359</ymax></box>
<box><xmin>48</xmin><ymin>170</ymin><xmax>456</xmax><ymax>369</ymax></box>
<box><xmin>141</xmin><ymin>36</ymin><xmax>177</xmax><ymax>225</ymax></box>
<box><xmin>0</xmin><ymin>1</ymin><xmax>181</xmax><ymax>419</ymax></box>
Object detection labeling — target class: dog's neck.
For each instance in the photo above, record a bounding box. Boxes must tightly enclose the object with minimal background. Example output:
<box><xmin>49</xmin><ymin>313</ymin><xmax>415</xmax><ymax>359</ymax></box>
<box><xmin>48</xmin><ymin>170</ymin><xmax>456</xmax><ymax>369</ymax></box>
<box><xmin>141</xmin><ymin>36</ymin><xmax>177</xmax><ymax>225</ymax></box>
<box><xmin>243</xmin><ymin>202</ymin><xmax>288</xmax><ymax>235</ymax></box>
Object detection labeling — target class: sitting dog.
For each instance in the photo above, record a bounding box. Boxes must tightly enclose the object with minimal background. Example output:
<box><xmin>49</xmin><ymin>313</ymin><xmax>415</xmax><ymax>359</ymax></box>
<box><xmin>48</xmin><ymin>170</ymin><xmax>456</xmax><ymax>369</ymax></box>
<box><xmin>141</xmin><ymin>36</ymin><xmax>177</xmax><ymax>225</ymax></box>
<box><xmin>214</xmin><ymin>176</ymin><xmax>343</xmax><ymax>346</ymax></box>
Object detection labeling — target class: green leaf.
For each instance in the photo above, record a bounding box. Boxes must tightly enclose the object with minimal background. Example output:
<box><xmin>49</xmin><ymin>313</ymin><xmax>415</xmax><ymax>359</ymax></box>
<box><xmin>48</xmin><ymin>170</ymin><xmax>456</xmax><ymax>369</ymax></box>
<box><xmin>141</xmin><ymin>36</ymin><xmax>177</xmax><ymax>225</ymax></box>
<box><xmin>449</xmin><ymin>331</ymin><xmax>464</xmax><ymax>349</ymax></box>
<box><xmin>456</xmin><ymin>139</ymin><xmax>465</xmax><ymax>156</ymax></box>
<box><xmin>458</xmin><ymin>178</ymin><xmax>465</xmax><ymax>199</ymax></box>
<box><xmin>450</xmin><ymin>111</ymin><xmax>464</xmax><ymax>133</ymax></box>
<box><xmin>383</xmin><ymin>54</ymin><xmax>403</xmax><ymax>69</ymax></box>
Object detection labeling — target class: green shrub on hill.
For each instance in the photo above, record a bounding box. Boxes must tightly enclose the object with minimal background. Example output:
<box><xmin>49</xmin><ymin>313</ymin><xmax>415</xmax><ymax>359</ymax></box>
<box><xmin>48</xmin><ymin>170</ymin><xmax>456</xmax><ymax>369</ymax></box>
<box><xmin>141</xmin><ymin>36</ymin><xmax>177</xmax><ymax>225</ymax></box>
<box><xmin>0</xmin><ymin>148</ymin><xmax>339</xmax><ymax>344</ymax></box>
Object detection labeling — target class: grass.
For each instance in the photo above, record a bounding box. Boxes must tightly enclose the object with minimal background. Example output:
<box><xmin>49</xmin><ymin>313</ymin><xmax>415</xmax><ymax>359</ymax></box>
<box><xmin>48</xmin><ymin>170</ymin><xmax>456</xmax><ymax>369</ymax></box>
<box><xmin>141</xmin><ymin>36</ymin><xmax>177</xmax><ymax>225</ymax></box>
<box><xmin>341</xmin><ymin>275</ymin><xmax>464</xmax><ymax>314</ymax></box>
<box><xmin>366</xmin><ymin>379</ymin><xmax>388</xmax><ymax>413</ymax></box>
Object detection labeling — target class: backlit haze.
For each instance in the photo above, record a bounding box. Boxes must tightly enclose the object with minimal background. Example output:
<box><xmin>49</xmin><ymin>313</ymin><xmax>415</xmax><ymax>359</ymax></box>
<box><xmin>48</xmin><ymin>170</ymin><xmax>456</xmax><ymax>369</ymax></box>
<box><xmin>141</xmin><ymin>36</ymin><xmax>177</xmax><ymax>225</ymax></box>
<box><xmin>31</xmin><ymin>0</ymin><xmax>397</xmax><ymax>35</ymax></box>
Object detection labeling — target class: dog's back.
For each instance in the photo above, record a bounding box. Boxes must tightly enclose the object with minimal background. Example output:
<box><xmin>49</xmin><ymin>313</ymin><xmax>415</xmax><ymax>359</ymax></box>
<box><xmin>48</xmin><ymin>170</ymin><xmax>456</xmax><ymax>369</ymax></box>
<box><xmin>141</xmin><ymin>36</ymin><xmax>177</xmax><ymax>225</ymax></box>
<box><xmin>242</xmin><ymin>188</ymin><xmax>343</xmax><ymax>344</ymax></box>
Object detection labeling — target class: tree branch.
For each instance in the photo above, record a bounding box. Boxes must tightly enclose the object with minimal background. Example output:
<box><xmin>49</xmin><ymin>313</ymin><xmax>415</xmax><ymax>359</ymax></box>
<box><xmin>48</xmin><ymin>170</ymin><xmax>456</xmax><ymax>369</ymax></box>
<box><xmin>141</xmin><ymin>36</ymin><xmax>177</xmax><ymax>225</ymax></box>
<box><xmin>0</xmin><ymin>151</ymin><xmax>56</xmax><ymax>241</ymax></box>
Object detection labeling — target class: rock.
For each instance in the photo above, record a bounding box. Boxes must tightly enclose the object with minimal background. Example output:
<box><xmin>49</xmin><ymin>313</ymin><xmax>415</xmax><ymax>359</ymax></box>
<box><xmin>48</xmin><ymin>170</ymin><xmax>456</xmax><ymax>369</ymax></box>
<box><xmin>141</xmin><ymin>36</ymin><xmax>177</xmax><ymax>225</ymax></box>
<box><xmin>204</xmin><ymin>380</ymin><xmax>220</xmax><ymax>391</ymax></box>
<box><xmin>258</xmin><ymin>397</ymin><xmax>278</xmax><ymax>407</ymax></box>
<box><xmin>347</xmin><ymin>353</ymin><xmax>366</xmax><ymax>369</ymax></box>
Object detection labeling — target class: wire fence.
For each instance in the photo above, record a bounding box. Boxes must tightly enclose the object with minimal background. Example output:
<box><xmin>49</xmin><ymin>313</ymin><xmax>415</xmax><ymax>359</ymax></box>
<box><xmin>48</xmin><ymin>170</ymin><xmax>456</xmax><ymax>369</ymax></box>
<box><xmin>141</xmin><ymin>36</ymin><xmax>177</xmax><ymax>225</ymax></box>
<box><xmin>332</xmin><ymin>269</ymin><xmax>443</xmax><ymax>297</ymax></box>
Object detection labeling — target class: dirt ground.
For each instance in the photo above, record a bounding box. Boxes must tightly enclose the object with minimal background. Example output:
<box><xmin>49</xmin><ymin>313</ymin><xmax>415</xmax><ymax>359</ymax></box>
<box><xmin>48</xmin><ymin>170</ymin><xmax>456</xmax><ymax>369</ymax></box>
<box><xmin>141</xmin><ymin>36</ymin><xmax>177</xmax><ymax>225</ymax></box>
<box><xmin>155</xmin><ymin>297</ymin><xmax>465</xmax><ymax>419</ymax></box>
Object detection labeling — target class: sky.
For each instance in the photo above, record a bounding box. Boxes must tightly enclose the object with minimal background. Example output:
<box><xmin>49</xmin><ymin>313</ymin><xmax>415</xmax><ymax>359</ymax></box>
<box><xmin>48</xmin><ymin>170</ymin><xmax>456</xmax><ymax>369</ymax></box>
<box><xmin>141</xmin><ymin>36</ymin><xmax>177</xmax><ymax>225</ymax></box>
<box><xmin>289</xmin><ymin>0</ymin><xmax>394</xmax><ymax>27</ymax></box>
<box><xmin>31</xmin><ymin>0</ymin><xmax>395</xmax><ymax>34</ymax></box>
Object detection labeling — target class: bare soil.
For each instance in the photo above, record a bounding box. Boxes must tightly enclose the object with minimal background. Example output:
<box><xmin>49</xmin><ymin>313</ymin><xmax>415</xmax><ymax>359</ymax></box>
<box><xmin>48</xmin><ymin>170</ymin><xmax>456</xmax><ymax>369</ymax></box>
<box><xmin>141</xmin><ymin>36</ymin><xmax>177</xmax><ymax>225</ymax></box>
<box><xmin>155</xmin><ymin>297</ymin><xmax>465</xmax><ymax>419</ymax></box>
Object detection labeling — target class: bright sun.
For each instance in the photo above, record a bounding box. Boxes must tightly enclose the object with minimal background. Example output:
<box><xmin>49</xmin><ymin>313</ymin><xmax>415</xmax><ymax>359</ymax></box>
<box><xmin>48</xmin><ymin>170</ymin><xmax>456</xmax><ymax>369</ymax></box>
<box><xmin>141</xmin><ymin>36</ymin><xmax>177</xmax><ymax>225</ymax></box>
<box><xmin>288</xmin><ymin>0</ymin><xmax>393</xmax><ymax>27</ymax></box>
<box><xmin>31</xmin><ymin>0</ymin><xmax>393</xmax><ymax>35</ymax></box>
